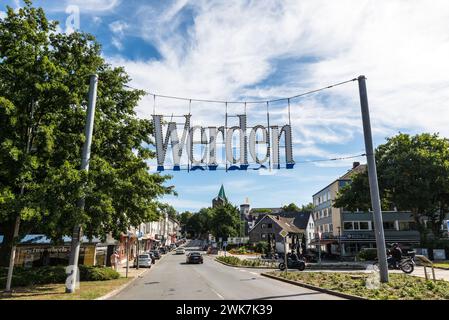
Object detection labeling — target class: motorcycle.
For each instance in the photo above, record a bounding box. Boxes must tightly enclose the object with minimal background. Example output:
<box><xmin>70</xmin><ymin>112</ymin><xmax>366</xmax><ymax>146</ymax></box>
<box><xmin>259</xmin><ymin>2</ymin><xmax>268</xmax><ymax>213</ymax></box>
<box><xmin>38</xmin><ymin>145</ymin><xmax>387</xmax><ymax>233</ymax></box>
<box><xmin>278</xmin><ymin>255</ymin><xmax>306</xmax><ymax>271</ymax></box>
<box><xmin>373</xmin><ymin>256</ymin><xmax>415</xmax><ymax>274</ymax></box>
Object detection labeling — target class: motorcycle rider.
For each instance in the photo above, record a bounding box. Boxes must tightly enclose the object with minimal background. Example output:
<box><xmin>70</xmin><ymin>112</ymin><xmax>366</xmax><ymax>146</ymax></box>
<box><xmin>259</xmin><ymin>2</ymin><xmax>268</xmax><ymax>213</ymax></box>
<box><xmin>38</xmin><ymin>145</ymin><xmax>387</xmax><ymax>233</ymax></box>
<box><xmin>388</xmin><ymin>243</ymin><xmax>403</xmax><ymax>269</ymax></box>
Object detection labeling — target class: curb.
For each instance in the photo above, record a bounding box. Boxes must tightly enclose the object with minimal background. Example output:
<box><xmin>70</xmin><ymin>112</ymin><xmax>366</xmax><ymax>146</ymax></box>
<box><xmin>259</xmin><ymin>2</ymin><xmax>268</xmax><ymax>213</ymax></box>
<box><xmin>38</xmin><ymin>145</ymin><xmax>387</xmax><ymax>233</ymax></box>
<box><xmin>96</xmin><ymin>251</ymin><xmax>171</xmax><ymax>300</ymax></box>
<box><xmin>95</xmin><ymin>269</ymin><xmax>149</xmax><ymax>300</ymax></box>
<box><xmin>260</xmin><ymin>273</ymin><xmax>367</xmax><ymax>300</ymax></box>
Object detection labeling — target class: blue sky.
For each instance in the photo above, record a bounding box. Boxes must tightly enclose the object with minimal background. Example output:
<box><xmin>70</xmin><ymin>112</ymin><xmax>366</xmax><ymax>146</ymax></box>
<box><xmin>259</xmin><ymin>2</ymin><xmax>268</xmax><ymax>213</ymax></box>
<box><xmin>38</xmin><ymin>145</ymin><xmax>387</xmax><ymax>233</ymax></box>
<box><xmin>3</xmin><ymin>0</ymin><xmax>449</xmax><ymax>212</ymax></box>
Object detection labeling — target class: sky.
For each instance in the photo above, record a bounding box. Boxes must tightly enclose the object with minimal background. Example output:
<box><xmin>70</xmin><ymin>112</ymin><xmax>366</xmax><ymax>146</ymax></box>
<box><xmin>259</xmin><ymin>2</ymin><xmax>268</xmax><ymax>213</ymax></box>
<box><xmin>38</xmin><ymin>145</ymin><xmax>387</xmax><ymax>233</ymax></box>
<box><xmin>2</xmin><ymin>0</ymin><xmax>449</xmax><ymax>212</ymax></box>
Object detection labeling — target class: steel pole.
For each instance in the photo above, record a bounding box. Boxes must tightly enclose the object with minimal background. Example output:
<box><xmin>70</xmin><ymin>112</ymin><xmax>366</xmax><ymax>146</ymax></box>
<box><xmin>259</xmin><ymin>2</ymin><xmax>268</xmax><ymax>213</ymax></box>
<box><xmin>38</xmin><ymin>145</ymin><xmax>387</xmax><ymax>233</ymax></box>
<box><xmin>284</xmin><ymin>236</ymin><xmax>288</xmax><ymax>274</ymax></box>
<box><xmin>357</xmin><ymin>75</ymin><xmax>389</xmax><ymax>283</ymax></box>
<box><xmin>66</xmin><ymin>75</ymin><xmax>98</xmax><ymax>293</ymax></box>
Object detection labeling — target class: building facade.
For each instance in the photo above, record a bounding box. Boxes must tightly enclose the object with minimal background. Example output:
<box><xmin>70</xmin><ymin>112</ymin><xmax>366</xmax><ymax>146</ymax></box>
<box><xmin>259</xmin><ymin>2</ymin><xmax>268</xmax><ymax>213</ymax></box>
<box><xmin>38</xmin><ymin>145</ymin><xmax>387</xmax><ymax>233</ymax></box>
<box><xmin>249</xmin><ymin>214</ymin><xmax>305</xmax><ymax>253</ymax></box>
<box><xmin>311</xmin><ymin>162</ymin><xmax>421</xmax><ymax>257</ymax></box>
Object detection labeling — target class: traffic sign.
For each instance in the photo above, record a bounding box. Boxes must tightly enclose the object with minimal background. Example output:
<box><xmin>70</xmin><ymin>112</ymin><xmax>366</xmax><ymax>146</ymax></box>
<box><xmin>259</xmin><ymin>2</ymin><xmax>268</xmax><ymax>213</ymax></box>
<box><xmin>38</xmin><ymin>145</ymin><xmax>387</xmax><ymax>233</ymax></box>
<box><xmin>279</xmin><ymin>229</ymin><xmax>288</xmax><ymax>238</ymax></box>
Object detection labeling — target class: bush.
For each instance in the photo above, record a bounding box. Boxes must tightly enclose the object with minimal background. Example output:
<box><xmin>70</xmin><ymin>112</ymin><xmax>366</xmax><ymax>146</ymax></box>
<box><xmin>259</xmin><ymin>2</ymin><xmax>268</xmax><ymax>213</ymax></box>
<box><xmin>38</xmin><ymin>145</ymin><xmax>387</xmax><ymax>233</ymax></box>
<box><xmin>217</xmin><ymin>256</ymin><xmax>262</xmax><ymax>267</ymax></box>
<box><xmin>357</xmin><ymin>248</ymin><xmax>378</xmax><ymax>261</ymax></box>
<box><xmin>0</xmin><ymin>265</ymin><xmax>120</xmax><ymax>288</ymax></box>
<box><xmin>255</xmin><ymin>241</ymin><xmax>269</xmax><ymax>254</ymax></box>
<box><xmin>79</xmin><ymin>265</ymin><xmax>120</xmax><ymax>281</ymax></box>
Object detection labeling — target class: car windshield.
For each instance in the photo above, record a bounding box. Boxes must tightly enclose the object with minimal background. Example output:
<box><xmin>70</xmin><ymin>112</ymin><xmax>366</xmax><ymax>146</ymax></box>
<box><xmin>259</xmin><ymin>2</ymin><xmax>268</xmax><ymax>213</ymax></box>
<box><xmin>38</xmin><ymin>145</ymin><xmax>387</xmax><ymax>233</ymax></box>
<box><xmin>190</xmin><ymin>253</ymin><xmax>201</xmax><ymax>256</ymax></box>
<box><xmin>139</xmin><ymin>255</ymin><xmax>149</xmax><ymax>259</ymax></box>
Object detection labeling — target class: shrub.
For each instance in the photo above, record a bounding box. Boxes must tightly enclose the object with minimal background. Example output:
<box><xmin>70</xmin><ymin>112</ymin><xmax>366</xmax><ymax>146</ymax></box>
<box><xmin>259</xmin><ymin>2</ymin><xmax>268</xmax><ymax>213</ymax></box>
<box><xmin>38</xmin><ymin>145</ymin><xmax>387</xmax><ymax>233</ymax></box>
<box><xmin>0</xmin><ymin>265</ymin><xmax>120</xmax><ymax>288</ymax></box>
<box><xmin>357</xmin><ymin>248</ymin><xmax>378</xmax><ymax>261</ymax></box>
<box><xmin>255</xmin><ymin>241</ymin><xmax>269</xmax><ymax>254</ymax></box>
<box><xmin>79</xmin><ymin>265</ymin><xmax>120</xmax><ymax>281</ymax></box>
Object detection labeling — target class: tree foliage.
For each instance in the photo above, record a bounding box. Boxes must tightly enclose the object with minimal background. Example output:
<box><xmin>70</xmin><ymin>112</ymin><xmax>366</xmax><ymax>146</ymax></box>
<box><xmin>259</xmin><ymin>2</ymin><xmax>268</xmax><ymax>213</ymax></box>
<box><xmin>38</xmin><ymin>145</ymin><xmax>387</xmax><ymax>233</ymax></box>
<box><xmin>0</xmin><ymin>1</ymin><xmax>174</xmax><ymax>264</ymax></box>
<box><xmin>334</xmin><ymin>133</ymin><xmax>449</xmax><ymax>244</ymax></box>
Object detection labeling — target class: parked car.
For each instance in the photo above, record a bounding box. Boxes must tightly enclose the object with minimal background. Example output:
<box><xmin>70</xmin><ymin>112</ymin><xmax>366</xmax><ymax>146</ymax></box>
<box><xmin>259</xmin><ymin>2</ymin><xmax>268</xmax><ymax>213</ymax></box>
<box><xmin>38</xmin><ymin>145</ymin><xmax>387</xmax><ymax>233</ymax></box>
<box><xmin>186</xmin><ymin>252</ymin><xmax>203</xmax><ymax>264</ymax></box>
<box><xmin>170</xmin><ymin>244</ymin><xmax>177</xmax><ymax>250</ymax></box>
<box><xmin>133</xmin><ymin>254</ymin><xmax>152</xmax><ymax>268</ymax></box>
<box><xmin>150</xmin><ymin>250</ymin><xmax>161</xmax><ymax>260</ymax></box>
<box><xmin>176</xmin><ymin>248</ymin><xmax>186</xmax><ymax>255</ymax></box>
<box><xmin>158</xmin><ymin>247</ymin><xmax>167</xmax><ymax>254</ymax></box>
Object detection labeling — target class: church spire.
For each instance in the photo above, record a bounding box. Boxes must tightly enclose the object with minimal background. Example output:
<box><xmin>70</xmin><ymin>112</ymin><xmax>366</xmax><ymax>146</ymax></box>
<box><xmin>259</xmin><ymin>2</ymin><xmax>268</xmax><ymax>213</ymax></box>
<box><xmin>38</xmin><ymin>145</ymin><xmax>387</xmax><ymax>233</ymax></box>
<box><xmin>217</xmin><ymin>184</ymin><xmax>227</xmax><ymax>201</ymax></box>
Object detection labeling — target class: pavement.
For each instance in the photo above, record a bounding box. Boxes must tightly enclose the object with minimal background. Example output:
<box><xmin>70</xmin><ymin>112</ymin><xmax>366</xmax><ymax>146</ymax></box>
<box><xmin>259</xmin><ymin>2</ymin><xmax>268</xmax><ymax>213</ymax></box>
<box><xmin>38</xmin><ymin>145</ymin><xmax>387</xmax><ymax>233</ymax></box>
<box><xmin>109</xmin><ymin>240</ymin><xmax>342</xmax><ymax>300</ymax></box>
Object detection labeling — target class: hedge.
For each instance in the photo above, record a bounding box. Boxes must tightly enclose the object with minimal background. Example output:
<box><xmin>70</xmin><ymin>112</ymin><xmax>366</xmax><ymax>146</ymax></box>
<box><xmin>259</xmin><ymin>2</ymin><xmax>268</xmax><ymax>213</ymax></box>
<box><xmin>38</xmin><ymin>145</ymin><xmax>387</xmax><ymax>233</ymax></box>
<box><xmin>0</xmin><ymin>265</ymin><xmax>120</xmax><ymax>288</ymax></box>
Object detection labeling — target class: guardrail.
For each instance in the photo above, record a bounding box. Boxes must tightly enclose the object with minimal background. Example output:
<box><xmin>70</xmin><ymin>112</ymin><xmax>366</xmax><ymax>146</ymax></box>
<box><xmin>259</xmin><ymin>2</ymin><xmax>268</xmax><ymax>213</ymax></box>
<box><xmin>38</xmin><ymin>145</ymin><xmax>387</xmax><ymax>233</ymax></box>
<box><xmin>415</xmin><ymin>255</ymin><xmax>436</xmax><ymax>281</ymax></box>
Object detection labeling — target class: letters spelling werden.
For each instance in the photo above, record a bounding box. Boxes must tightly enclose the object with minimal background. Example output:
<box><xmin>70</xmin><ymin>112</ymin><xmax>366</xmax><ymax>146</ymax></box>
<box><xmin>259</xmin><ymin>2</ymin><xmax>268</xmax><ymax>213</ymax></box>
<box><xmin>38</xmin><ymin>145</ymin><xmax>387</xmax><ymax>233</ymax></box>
<box><xmin>153</xmin><ymin>114</ymin><xmax>295</xmax><ymax>171</ymax></box>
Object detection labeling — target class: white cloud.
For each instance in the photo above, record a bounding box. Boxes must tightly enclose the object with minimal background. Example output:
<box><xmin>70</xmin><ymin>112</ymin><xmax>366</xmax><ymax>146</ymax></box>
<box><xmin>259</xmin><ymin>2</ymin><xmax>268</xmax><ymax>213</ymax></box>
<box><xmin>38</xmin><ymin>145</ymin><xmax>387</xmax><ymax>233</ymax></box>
<box><xmin>109</xmin><ymin>0</ymin><xmax>449</xmax><ymax>161</ymax></box>
<box><xmin>64</xmin><ymin>0</ymin><xmax>121</xmax><ymax>13</ymax></box>
<box><xmin>0</xmin><ymin>11</ymin><xmax>6</xmax><ymax>19</ymax></box>
<box><xmin>109</xmin><ymin>20</ymin><xmax>128</xmax><ymax>36</ymax></box>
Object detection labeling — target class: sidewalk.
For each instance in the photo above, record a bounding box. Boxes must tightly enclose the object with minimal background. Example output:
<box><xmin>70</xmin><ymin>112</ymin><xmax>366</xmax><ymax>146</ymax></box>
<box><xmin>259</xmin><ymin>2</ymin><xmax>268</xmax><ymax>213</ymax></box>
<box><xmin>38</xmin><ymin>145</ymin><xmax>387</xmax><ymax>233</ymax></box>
<box><xmin>115</xmin><ymin>260</ymin><xmax>149</xmax><ymax>279</ymax></box>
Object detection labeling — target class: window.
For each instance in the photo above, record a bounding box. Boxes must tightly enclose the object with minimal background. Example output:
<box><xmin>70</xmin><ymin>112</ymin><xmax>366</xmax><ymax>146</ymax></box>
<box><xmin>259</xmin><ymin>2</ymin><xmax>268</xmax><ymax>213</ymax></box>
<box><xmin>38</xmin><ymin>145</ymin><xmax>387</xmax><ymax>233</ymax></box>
<box><xmin>344</xmin><ymin>222</ymin><xmax>353</xmax><ymax>230</ymax></box>
<box><xmin>344</xmin><ymin>221</ymin><xmax>371</xmax><ymax>231</ymax></box>
<box><xmin>267</xmin><ymin>223</ymin><xmax>273</xmax><ymax>228</ymax></box>
<box><xmin>399</xmin><ymin>221</ymin><xmax>417</xmax><ymax>231</ymax></box>
<box><xmin>261</xmin><ymin>233</ymin><xmax>266</xmax><ymax>239</ymax></box>
<box><xmin>383</xmin><ymin>221</ymin><xmax>396</xmax><ymax>230</ymax></box>
<box><xmin>329</xmin><ymin>224</ymin><xmax>333</xmax><ymax>232</ymax></box>
<box><xmin>261</xmin><ymin>223</ymin><xmax>266</xmax><ymax>229</ymax></box>
<box><xmin>359</xmin><ymin>222</ymin><xmax>370</xmax><ymax>230</ymax></box>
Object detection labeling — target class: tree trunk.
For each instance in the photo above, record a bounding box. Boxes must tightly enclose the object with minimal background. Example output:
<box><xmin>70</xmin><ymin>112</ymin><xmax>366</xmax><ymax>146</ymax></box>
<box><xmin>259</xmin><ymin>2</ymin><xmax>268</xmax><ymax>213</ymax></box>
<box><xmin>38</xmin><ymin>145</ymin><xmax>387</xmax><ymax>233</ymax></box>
<box><xmin>0</xmin><ymin>220</ymin><xmax>16</xmax><ymax>267</ymax></box>
<box><xmin>411</xmin><ymin>208</ymin><xmax>428</xmax><ymax>247</ymax></box>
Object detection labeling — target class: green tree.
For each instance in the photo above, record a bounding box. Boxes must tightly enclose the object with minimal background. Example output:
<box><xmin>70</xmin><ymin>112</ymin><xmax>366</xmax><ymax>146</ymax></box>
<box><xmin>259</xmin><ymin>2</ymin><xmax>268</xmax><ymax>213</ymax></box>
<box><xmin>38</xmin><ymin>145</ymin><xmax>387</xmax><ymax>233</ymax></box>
<box><xmin>300</xmin><ymin>203</ymin><xmax>315</xmax><ymax>213</ymax></box>
<box><xmin>210</xmin><ymin>203</ymin><xmax>241</xmax><ymax>239</ymax></box>
<box><xmin>334</xmin><ymin>133</ymin><xmax>449</xmax><ymax>245</ymax></box>
<box><xmin>282</xmin><ymin>203</ymin><xmax>301</xmax><ymax>212</ymax></box>
<box><xmin>0</xmin><ymin>1</ymin><xmax>174</xmax><ymax>266</ymax></box>
<box><xmin>178</xmin><ymin>211</ymin><xmax>193</xmax><ymax>235</ymax></box>
<box><xmin>186</xmin><ymin>208</ymin><xmax>213</xmax><ymax>239</ymax></box>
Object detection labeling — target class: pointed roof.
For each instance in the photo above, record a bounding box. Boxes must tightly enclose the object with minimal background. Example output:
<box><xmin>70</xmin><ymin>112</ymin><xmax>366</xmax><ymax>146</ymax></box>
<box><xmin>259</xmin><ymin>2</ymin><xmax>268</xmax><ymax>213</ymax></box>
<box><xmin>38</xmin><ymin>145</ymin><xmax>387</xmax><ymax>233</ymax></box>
<box><xmin>217</xmin><ymin>184</ymin><xmax>227</xmax><ymax>201</ymax></box>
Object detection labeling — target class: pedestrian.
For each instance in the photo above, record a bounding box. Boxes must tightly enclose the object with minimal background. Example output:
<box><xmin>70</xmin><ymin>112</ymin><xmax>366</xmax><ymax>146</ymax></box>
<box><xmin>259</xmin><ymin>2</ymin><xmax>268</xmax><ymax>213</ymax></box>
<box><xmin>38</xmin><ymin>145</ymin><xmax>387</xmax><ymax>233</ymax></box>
<box><xmin>110</xmin><ymin>250</ymin><xmax>119</xmax><ymax>271</ymax></box>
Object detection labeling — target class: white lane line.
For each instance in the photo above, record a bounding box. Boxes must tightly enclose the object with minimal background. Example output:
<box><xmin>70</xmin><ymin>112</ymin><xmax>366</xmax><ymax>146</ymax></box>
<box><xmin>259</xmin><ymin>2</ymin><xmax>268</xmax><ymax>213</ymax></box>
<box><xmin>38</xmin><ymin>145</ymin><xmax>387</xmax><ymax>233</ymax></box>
<box><xmin>210</xmin><ymin>287</ymin><xmax>225</xmax><ymax>300</ymax></box>
<box><xmin>249</xmin><ymin>272</ymin><xmax>258</xmax><ymax>276</ymax></box>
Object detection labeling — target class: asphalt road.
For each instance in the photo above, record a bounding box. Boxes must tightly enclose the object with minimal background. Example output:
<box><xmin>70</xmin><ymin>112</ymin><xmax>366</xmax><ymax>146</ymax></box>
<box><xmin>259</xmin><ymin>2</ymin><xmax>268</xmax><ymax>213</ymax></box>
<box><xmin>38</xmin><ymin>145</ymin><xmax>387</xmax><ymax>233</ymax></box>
<box><xmin>111</xmin><ymin>240</ymin><xmax>342</xmax><ymax>300</ymax></box>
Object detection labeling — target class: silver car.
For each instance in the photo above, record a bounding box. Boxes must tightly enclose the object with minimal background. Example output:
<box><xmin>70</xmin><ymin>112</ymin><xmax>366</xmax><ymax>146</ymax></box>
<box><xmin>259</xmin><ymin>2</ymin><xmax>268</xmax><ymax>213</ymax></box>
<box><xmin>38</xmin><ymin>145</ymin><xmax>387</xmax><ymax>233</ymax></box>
<box><xmin>133</xmin><ymin>254</ymin><xmax>152</xmax><ymax>268</ymax></box>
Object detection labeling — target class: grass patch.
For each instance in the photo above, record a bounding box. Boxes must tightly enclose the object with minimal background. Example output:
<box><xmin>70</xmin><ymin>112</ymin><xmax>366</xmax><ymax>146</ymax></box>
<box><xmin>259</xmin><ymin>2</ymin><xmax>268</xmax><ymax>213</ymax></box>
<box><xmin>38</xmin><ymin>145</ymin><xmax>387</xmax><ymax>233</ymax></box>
<box><xmin>433</xmin><ymin>261</ymin><xmax>449</xmax><ymax>270</ymax></box>
<box><xmin>0</xmin><ymin>277</ymin><xmax>131</xmax><ymax>300</ymax></box>
<box><xmin>267</xmin><ymin>271</ymin><xmax>449</xmax><ymax>300</ymax></box>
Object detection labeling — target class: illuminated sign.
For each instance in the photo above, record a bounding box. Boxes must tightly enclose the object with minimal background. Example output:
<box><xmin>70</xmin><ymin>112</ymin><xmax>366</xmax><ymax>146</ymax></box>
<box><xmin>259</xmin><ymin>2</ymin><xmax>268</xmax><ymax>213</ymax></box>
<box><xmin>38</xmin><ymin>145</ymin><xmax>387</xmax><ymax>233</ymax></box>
<box><xmin>152</xmin><ymin>114</ymin><xmax>294</xmax><ymax>171</ymax></box>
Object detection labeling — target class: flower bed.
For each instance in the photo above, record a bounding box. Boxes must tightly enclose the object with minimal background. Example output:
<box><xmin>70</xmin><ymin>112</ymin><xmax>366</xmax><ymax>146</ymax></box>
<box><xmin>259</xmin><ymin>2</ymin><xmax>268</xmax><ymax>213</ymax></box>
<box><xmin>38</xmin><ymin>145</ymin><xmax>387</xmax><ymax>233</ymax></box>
<box><xmin>266</xmin><ymin>271</ymin><xmax>449</xmax><ymax>300</ymax></box>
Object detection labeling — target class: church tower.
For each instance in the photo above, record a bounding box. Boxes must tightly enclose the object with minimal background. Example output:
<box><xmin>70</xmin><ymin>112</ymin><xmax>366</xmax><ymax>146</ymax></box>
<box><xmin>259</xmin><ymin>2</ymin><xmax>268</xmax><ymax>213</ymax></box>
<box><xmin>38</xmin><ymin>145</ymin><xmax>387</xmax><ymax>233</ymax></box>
<box><xmin>212</xmin><ymin>184</ymin><xmax>228</xmax><ymax>208</ymax></box>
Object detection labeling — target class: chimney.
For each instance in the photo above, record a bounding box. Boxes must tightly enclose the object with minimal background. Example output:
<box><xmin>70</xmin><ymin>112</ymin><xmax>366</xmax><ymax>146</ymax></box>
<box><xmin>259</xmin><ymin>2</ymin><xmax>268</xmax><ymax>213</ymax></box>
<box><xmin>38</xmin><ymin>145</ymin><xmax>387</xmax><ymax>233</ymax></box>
<box><xmin>352</xmin><ymin>162</ymin><xmax>360</xmax><ymax>169</ymax></box>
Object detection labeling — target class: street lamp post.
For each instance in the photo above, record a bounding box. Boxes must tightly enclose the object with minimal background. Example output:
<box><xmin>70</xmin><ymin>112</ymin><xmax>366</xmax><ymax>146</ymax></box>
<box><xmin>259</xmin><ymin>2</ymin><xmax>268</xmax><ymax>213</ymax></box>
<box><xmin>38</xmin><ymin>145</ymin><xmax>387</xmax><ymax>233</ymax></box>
<box><xmin>337</xmin><ymin>227</ymin><xmax>342</xmax><ymax>261</ymax></box>
<box><xmin>318</xmin><ymin>232</ymin><xmax>322</xmax><ymax>264</ymax></box>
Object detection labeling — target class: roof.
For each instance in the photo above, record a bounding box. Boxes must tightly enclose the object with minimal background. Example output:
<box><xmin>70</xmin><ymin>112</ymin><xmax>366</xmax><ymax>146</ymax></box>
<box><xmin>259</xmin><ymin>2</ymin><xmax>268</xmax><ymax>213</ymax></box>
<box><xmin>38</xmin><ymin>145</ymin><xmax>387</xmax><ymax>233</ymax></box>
<box><xmin>268</xmin><ymin>215</ymin><xmax>304</xmax><ymax>233</ymax></box>
<box><xmin>251</xmin><ymin>214</ymin><xmax>304</xmax><ymax>234</ymax></box>
<box><xmin>214</xmin><ymin>184</ymin><xmax>227</xmax><ymax>202</ymax></box>
<box><xmin>279</xmin><ymin>211</ymin><xmax>312</xmax><ymax>229</ymax></box>
<box><xmin>312</xmin><ymin>164</ymin><xmax>367</xmax><ymax>197</ymax></box>
<box><xmin>218</xmin><ymin>185</ymin><xmax>227</xmax><ymax>200</ymax></box>
<box><xmin>0</xmin><ymin>234</ymin><xmax>102</xmax><ymax>245</ymax></box>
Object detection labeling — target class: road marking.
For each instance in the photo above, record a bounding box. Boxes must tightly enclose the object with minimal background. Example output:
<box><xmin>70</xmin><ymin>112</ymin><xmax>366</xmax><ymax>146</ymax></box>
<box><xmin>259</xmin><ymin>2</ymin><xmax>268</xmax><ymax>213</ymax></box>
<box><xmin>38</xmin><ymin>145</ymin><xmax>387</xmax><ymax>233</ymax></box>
<box><xmin>210</xmin><ymin>287</ymin><xmax>225</xmax><ymax>300</ymax></box>
<box><xmin>249</xmin><ymin>272</ymin><xmax>258</xmax><ymax>276</ymax></box>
